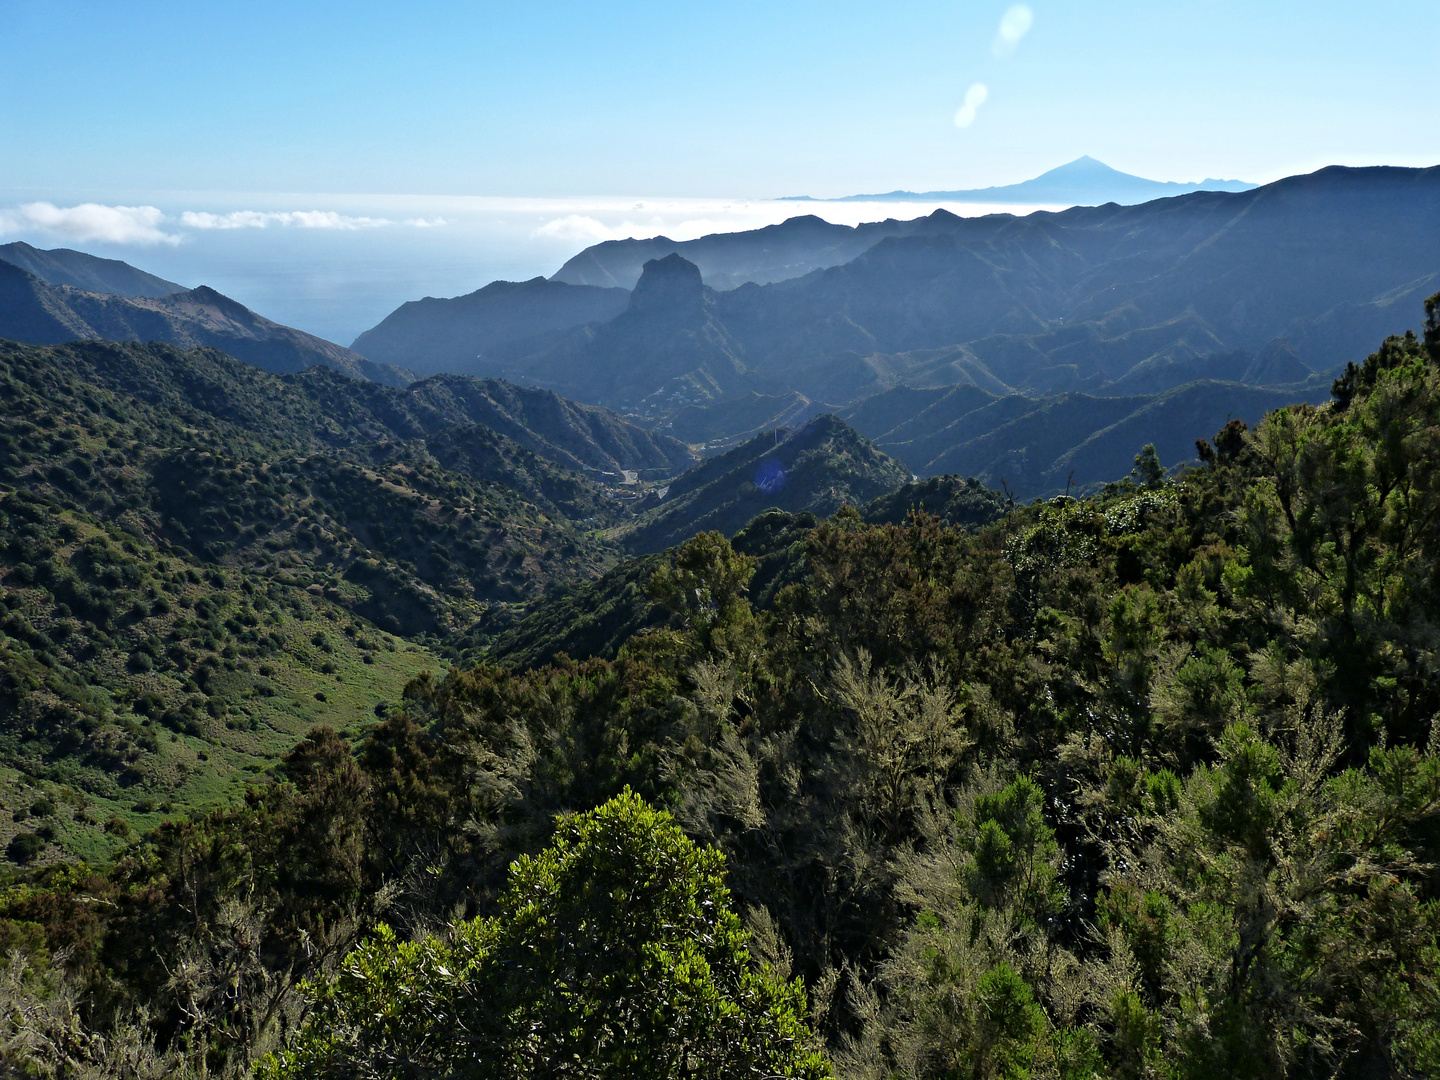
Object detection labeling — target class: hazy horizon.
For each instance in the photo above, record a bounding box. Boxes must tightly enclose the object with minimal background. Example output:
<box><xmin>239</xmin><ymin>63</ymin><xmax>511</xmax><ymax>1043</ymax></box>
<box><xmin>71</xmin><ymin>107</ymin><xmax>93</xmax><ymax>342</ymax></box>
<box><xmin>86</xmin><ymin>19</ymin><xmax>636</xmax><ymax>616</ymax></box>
<box><xmin>0</xmin><ymin>190</ymin><xmax>1076</xmax><ymax>344</ymax></box>
<box><xmin>4</xmin><ymin>0</ymin><xmax>1438</xmax><ymax>342</ymax></box>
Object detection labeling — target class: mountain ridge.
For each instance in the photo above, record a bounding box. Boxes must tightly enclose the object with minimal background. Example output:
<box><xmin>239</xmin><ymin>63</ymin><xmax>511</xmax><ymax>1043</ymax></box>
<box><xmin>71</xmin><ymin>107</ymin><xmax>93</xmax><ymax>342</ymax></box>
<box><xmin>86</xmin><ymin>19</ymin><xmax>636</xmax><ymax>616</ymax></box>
<box><xmin>350</xmin><ymin>276</ymin><xmax>630</xmax><ymax>373</ymax></box>
<box><xmin>549</xmin><ymin>212</ymin><xmax>949</xmax><ymax>291</ymax></box>
<box><xmin>619</xmin><ymin>412</ymin><xmax>910</xmax><ymax>554</ymax></box>
<box><xmin>0</xmin><ymin>336</ymin><xmax>680</xmax><ymax>854</ymax></box>
<box><xmin>368</xmin><ymin>165</ymin><xmax>1438</xmax><ymax>416</ymax></box>
<box><xmin>0</xmin><ymin>240</ymin><xmax>185</xmax><ymax>298</ymax></box>
<box><xmin>0</xmin><ymin>259</ymin><xmax>414</xmax><ymax>386</ymax></box>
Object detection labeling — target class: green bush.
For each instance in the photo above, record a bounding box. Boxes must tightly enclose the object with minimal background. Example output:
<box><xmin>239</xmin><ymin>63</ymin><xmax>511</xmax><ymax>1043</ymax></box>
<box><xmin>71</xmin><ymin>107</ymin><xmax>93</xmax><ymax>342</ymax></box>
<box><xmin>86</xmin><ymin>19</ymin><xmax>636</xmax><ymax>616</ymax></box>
<box><xmin>264</xmin><ymin>790</ymin><xmax>830</xmax><ymax>1080</ymax></box>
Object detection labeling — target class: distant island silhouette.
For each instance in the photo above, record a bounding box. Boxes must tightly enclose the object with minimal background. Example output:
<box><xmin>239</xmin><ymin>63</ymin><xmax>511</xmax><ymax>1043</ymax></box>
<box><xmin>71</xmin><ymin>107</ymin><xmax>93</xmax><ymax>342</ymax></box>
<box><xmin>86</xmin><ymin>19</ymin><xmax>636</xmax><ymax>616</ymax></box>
<box><xmin>780</xmin><ymin>155</ymin><xmax>1255</xmax><ymax>206</ymax></box>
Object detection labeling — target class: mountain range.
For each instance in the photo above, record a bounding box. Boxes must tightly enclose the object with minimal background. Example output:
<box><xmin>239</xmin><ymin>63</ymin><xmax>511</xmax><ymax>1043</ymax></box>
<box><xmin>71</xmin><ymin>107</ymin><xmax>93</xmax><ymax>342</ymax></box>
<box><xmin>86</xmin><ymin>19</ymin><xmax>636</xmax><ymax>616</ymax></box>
<box><xmin>543</xmin><ymin>159</ymin><xmax>1258</xmax><ymax>293</ymax></box>
<box><xmin>3</xmin><ymin>148</ymin><xmax>1439</xmax><ymax>1079</ymax></box>
<box><xmin>785</xmin><ymin>155</ymin><xmax>1257</xmax><ymax>205</ymax></box>
<box><xmin>342</xmin><ymin>164</ymin><xmax>1439</xmax><ymax>494</ymax></box>
<box><xmin>18</xmin><ymin>162</ymin><xmax>1427</xmax><ymax>853</ymax></box>
<box><xmin>0</xmin><ymin>248</ymin><xmax>412</xmax><ymax>385</ymax></box>
<box><xmin>547</xmin><ymin>213</ymin><xmax>950</xmax><ymax>291</ymax></box>
<box><xmin>5</xmin><ymin>162</ymin><xmax>1438</xmax><ymax>500</ymax></box>
<box><xmin>361</xmin><ymin>166</ymin><xmax>1440</xmax><ymax>396</ymax></box>
<box><xmin>5</xmin><ymin>261</ymin><xmax>1437</xmax><ymax>1080</ymax></box>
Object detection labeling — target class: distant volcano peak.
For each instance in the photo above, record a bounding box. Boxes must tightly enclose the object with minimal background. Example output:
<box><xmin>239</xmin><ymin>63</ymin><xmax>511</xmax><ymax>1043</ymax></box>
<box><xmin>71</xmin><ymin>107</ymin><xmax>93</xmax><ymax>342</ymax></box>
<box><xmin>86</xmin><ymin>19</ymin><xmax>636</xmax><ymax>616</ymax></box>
<box><xmin>788</xmin><ymin>156</ymin><xmax>1257</xmax><ymax>207</ymax></box>
<box><xmin>1050</xmin><ymin>155</ymin><xmax>1118</xmax><ymax>173</ymax></box>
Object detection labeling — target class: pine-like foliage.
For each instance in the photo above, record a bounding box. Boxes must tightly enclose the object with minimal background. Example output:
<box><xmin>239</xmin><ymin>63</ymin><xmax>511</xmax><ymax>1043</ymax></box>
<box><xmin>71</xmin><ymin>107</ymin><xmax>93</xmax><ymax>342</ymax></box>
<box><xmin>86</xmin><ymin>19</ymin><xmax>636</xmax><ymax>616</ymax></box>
<box><xmin>4</xmin><ymin>296</ymin><xmax>1440</xmax><ymax>1079</ymax></box>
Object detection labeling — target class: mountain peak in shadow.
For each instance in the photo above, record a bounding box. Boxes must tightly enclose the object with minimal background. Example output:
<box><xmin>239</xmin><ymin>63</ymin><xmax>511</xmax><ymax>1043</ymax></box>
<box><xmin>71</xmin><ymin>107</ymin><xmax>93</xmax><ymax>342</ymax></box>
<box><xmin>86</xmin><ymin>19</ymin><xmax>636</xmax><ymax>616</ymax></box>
<box><xmin>629</xmin><ymin>254</ymin><xmax>704</xmax><ymax>317</ymax></box>
<box><xmin>622</xmin><ymin>412</ymin><xmax>909</xmax><ymax>554</ymax></box>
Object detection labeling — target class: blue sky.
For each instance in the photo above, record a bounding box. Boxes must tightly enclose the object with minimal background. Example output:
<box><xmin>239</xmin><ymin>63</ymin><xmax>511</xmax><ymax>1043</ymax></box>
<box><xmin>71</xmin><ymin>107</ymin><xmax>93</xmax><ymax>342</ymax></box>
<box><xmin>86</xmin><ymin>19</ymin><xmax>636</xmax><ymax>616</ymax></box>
<box><xmin>1</xmin><ymin>1</ymin><xmax>1437</xmax><ymax>343</ymax></box>
<box><xmin>4</xmin><ymin>0</ymin><xmax>1437</xmax><ymax>198</ymax></box>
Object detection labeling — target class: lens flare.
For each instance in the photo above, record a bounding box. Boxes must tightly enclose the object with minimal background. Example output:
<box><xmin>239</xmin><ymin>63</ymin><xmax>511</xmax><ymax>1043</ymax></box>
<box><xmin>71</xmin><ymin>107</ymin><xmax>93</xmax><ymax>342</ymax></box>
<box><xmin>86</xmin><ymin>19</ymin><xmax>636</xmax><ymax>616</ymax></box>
<box><xmin>954</xmin><ymin>83</ymin><xmax>989</xmax><ymax>128</ymax></box>
<box><xmin>755</xmin><ymin>459</ymin><xmax>787</xmax><ymax>494</ymax></box>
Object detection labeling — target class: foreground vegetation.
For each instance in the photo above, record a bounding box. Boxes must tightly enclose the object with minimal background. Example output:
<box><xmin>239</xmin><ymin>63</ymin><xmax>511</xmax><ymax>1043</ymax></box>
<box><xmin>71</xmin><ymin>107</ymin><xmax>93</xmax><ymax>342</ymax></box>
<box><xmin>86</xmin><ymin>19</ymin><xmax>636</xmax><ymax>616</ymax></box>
<box><xmin>2</xmin><ymin>296</ymin><xmax>1439</xmax><ymax>1077</ymax></box>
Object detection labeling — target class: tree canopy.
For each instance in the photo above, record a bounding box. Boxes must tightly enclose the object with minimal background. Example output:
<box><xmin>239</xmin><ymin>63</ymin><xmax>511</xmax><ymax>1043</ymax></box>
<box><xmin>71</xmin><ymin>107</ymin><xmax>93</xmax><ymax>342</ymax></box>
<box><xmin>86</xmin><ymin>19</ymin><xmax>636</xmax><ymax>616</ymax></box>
<box><xmin>4</xmin><ymin>297</ymin><xmax>1440</xmax><ymax>1079</ymax></box>
<box><xmin>262</xmin><ymin>790</ymin><xmax>830</xmax><ymax>1080</ymax></box>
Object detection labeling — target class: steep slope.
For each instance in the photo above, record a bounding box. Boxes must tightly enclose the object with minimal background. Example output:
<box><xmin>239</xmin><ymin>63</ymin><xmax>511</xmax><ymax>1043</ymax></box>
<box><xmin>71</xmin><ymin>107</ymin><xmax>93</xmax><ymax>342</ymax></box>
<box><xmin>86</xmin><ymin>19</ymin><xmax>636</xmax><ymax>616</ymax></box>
<box><xmin>0</xmin><ymin>339</ymin><xmax>700</xmax><ymax>858</ymax></box>
<box><xmin>0</xmin><ymin>341</ymin><xmax>655</xmax><ymax>626</ymax></box>
<box><xmin>0</xmin><ymin>240</ymin><xmax>184</xmax><ymax>298</ymax></box>
<box><xmin>928</xmin><ymin>381</ymin><xmax>1323</xmax><ymax>497</ymax></box>
<box><xmin>504</xmin><ymin>254</ymin><xmax>754</xmax><ymax>410</ymax></box>
<box><xmin>7</xmin><ymin>337</ymin><xmax>694</xmax><ymax>483</ymax></box>
<box><xmin>0</xmin><ymin>261</ymin><xmax>412</xmax><ymax>385</ymax></box>
<box><xmin>839</xmin><ymin>375</ymin><xmax>1333</xmax><ymax>499</ymax></box>
<box><xmin>620</xmin><ymin>414</ymin><xmax>910</xmax><ymax>554</ymax></box>
<box><xmin>1036</xmin><ymin>380</ymin><xmax>1324</xmax><ymax>492</ymax></box>
<box><xmin>841</xmin><ymin>383</ymin><xmax>1005</xmax><ymax>457</ymax></box>
<box><xmin>411</xmin><ymin>377</ymin><xmax>698</xmax><ymax>477</ymax></box>
<box><xmin>283</xmin><ymin>371</ymin><xmax>696</xmax><ymax>477</ymax></box>
<box><xmin>350</xmin><ymin>277</ymin><xmax>630</xmax><ymax>374</ymax></box>
<box><xmin>916</xmin><ymin>391</ymin><xmax>1150</xmax><ymax>492</ymax></box>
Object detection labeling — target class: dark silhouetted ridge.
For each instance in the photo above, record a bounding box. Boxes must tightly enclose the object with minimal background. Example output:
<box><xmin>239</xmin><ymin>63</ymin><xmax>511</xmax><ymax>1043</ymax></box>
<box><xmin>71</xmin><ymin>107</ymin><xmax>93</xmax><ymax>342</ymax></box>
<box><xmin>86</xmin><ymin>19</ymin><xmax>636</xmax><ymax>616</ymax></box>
<box><xmin>0</xmin><ymin>240</ymin><xmax>185</xmax><ymax>297</ymax></box>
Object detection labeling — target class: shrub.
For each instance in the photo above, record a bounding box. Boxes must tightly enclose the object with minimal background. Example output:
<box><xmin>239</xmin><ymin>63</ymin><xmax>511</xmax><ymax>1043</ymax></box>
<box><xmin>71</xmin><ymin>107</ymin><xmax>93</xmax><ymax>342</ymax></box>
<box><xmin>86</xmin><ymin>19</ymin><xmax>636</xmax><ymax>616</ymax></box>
<box><xmin>6</xmin><ymin>832</ymin><xmax>43</xmax><ymax>864</ymax></box>
<box><xmin>263</xmin><ymin>790</ymin><xmax>831</xmax><ymax>1080</ymax></box>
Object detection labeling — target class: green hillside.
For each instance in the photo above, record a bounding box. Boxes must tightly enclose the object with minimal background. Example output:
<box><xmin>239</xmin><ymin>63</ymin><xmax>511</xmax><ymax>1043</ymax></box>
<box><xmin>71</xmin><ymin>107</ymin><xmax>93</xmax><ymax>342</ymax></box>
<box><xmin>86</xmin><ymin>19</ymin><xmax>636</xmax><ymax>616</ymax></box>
<box><xmin>0</xmin><ymin>339</ymin><xmax>697</xmax><ymax>859</ymax></box>
<box><xmin>481</xmin><ymin>477</ymin><xmax>1006</xmax><ymax>670</ymax></box>
<box><xmin>620</xmin><ymin>413</ymin><xmax>911</xmax><ymax>554</ymax></box>
<box><xmin>3</xmin><ymin>294</ymin><xmax>1440</xmax><ymax>1079</ymax></box>
<box><xmin>0</xmin><ymin>339</ymin><xmax>895</xmax><ymax>860</ymax></box>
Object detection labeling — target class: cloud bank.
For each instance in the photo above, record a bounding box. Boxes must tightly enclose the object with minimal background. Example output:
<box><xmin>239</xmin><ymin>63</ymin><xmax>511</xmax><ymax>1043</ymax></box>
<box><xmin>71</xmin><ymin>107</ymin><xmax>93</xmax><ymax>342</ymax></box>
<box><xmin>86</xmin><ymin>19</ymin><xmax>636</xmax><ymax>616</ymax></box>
<box><xmin>0</xmin><ymin>202</ymin><xmax>449</xmax><ymax>245</ymax></box>
<box><xmin>180</xmin><ymin>210</ymin><xmax>445</xmax><ymax>230</ymax></box>
<box><xmin>0</xmin><ymin>202</ymin><xmax>179</xmax><ymax>245</ymax></box>
<box><xmin>954</xmin><ymin>83</ymin><xmax>989</xmax><ymax>128</ymax></box>
<box><xmin>534</xmin><ymin>210</ymin><xmax>796</xmax><ymax>245</ymax></box>
<box><xmin>535</xmin><ymin>214</ymin><xmax>617</xmax><ymax>242</ymax></box>
<box><xmin>991</xmin><ymin>4</ymin><xmax>1034</xmax><ymax>58</ymax></box>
